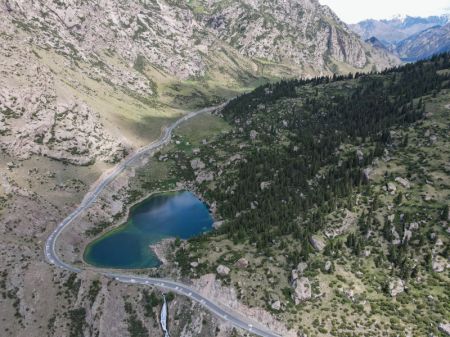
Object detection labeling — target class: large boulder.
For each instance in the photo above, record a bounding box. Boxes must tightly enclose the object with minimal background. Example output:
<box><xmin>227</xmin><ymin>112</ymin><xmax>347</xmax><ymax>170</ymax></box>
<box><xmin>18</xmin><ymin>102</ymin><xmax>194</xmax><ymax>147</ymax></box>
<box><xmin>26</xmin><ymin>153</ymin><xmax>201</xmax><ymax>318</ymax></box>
<box><xmin>439</xmin><ymin>323</ymin><xmax>450</xmax><ymax>336</ymax></box>
<box><xmin>297</xmin><ymin>262</ymin><xmax>308</xmax><ymax>275</ymax></box>
<box><xmin>388</xmin><ymin>278</ymin><xmax>405</xmax><ymax>297</ymax></box>
<box><xmin>271</xmin><ymin>300</ymin><xmax>281</xmax><ymax>311</ymax></box>
<box><xmin>190</xmin><ymin>158</ymin><xmax>205</xmax><ymax>170</ymax></box>
<box><xmin>235</xmin><ymin>258</ymin><xmax>249</xmax><ymax>269</ymax></box>
<box><xmin>432</xmin><ymin>256</ymin><xmax>449</xmax><ymax>273</ymax></box>
<box><xmin>291</xmin><ymin>262</ymin><xmax>308</xmax><ymax>282</ymax></box>
<box><xmin>216</xmin><ymin>265</ymin><xmax>230</xmax><ymax>276</ymax></box>
<box><xmin>260</xmin><ymin>181</ymin><xmax>271</xmax><ymax>191</ymax></box>
<box><xmin>387</xmin><ymin>182</ymin><xmax>397</xmax><ymax>195</ymax></box>
<box><xmin>292</xmin><ymin>277</ymin><xmax>312</xmax><ymax>304</ymax></box>
<box><xmin>395</xmin><ymin>177</ymin><xmax>411</xmax><ymax>189</ymax></box>
<box><xmin>310</xmin><ymin>235</ymin><xmax>325</xmax><ymax>251</ymax></box>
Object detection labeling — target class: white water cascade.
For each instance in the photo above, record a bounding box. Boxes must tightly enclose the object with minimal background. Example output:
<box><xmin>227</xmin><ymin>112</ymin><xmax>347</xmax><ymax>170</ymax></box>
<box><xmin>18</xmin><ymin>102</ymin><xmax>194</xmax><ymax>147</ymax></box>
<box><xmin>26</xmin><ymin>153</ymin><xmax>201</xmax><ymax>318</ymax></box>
<box><xmin>160</xmin><ymin>295</ymin><xmax>170</xmax><ymax>337</ymax></box>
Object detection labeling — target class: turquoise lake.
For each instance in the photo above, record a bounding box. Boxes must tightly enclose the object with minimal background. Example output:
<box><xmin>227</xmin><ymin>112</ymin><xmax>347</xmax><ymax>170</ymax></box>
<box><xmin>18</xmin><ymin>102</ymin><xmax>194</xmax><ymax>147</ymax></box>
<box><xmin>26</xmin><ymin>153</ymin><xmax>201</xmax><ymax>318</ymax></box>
<box><xmin>84</xmin><ymin>191</ymin><xmax>214</xmax><ymax>269</ymax></box>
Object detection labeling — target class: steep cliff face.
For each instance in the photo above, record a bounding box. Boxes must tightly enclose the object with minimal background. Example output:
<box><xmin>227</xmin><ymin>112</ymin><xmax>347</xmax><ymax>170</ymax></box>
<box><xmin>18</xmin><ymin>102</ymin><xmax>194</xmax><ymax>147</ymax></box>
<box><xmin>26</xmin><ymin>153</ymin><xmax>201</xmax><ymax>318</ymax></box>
<box><xmin>2</xmin><ymin>0</ymin><xmax>398</xmax><ymax>80</ymax></box>
<box><xmin>202</xmin><ymin>0</ymin><xmax>396</xmax><ymax>74</ymax></box>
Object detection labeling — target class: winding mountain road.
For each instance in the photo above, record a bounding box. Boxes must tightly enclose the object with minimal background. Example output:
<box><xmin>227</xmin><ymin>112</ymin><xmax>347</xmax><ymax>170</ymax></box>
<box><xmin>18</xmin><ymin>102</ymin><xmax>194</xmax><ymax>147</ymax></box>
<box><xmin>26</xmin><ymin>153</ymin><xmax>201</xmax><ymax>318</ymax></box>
<box><xmin>44</xmin><ymin>103</ymin><xmax>283</xmax><ymax>337</ymax></box>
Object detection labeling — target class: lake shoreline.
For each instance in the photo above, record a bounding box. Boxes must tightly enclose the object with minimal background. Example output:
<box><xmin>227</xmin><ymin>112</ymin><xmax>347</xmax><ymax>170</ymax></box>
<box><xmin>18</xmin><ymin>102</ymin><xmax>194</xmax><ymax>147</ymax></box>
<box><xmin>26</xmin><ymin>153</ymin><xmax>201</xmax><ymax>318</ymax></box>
<box><xmin>83</xmin><ymin>189</ymin><xmax>214</xmax><ymax>269</ymax></box>
<box><xmin>149</xmin><ymin>238</ymin><xmax>175</xmax><ymax>266</ymax></box>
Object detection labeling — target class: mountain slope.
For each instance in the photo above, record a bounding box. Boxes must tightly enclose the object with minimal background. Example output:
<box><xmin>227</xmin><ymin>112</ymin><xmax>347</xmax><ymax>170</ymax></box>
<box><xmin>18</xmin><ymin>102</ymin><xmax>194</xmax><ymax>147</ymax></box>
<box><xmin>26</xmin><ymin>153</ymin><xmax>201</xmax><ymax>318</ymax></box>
<box><xmin>200</xmin><ymin>0</ymin><xmax>398</xmax><ymax>74</ymax></box>
<box><xmin>0</xmin><ymin>0</ymin><xmax>399</xmax><ymax>166</ymax></box>
<box><xmin>396</xmin><ymin>23</ymin><xmax>450</xmax><ymax>62</ymax></box>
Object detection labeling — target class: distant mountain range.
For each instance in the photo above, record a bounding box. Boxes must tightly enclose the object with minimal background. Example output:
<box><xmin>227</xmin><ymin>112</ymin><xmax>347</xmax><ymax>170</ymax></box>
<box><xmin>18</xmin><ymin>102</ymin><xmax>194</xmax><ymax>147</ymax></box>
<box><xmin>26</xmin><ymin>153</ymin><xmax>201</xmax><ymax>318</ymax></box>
<box><xmin>351</xmin><ymin>15</ymin><xmax>450</xmax><ymax>62</ymax></box>
<box><xmin>395</xmin><ymin>24</ymin><xmax>450</xmax><ymax>62</ymax></box>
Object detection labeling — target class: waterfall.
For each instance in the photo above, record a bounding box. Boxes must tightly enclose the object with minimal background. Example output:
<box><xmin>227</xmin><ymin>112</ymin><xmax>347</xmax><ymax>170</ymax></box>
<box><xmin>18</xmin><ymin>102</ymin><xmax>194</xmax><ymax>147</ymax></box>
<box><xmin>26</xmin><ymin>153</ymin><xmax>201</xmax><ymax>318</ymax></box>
<box><xmin>160</xmin><ymin>294</ymin><xmax>170</xmax><ymax>337</ymax></box>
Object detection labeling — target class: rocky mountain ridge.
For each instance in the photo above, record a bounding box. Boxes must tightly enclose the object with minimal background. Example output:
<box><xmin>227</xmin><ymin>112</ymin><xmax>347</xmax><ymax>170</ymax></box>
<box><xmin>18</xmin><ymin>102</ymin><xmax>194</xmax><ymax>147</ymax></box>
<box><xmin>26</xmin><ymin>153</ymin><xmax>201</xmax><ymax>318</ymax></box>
<box><xmin>352</xmin><ymin>14</ymin><xmax>450</xmax><ymax>62</ymax></box>
<box><xmin>350</xmin><ymin>14</ymin><xmax>450</xmax><ymax>44</ymax></box>
<box><xmin>395</xmin><ymin>23</ymin><xmax>450</xmax><ymax>62</ymax></box>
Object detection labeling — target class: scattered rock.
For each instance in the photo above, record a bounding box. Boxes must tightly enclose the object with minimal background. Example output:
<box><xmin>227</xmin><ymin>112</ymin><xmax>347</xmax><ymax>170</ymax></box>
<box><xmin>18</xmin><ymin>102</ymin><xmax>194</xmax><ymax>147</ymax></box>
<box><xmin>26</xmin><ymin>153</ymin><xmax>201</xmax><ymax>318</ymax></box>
<box><xmin>388</xmin><ymin>278</ymin><xmax>405</xmax><ymax>297</ymax></box>
<box><xmin>363</xmin><ymin>167</ymin><xmax>372</xmax><ymax>182</ymax></box>
<box><xmin>190</xmin><ymin>261</ymin><xmax>199</xmax><ymax>268</ymax></box>
<box><xmin>409</xmin><ymin>222</ymin><xmax>419</xmax><ymax>230</ymax></box>
<box><xmin>229</xmin><ymin>154</ymin><xmax>242</xmax><ymax>162</ymax></box>
<box><xmin>395</xmin><ymin>177</ymin><xmax>411</xmax><ymax>189</ymax></box>
<box><xmin>324</xmin><ymin>261</ymin><xmax>332</xmax><ymax>272</ymax></box>
<box><xmin>344</xmin><ymin>288</ymin><xmax>355</xmax><ymax>301</ymax></box>
<box><xmin>387</xmin><ymin>182</ymin><xmax>397</xmax><ymax>195</ymax></box>
<box><xmin>325</xmin><ymin>209</ymin><xmax>356</xmax><ymax>238</ymax></box>
<box><xmin>356</xmin><ymin>149</ymin><xmax>364</xmax><ymax>162</ymax></box>
<box><xmin>250</xmin><ymin>130</ymin><xmax>258</xmax><ymax>140</ymax></box>
<box><xmin>297</xmin><ymin>262</ymin><xmax>308</xmax><ymax>275</ymax></box>
<box><xmin>212</xmin><ymin>220</ymin><xmax>224</xmax><ymax>229</ymax></box>
<box><xmin>271</xmin><ymin>300</ymin><xmax>281</xmax><ymax>311</ymax></box>
<box><xmin>190</xmin><ymin>158</ymin><xmax>206</xmax><ymax>170</ymax></box>
<box><xmin>391</xmin><ymin>226</ymin><xmax>401</xmax><ymax>245</ymax></box>
<box><xmin>235</xmin><ymin>258</ymin><xmax>249</xmax><ymax>269</ymax></box>
<box><xmin>216</xmin><ymin>265</ymin><xmax>230</xmax><ymax>276</ymax></box>
<box><xmin>423</xmin><ymin>194</ymin><xmax>433</xmax><ymax>201</ymax></box>
<box><xmin>402</xmin><ymin>229</ymin><xmax>412</xmax><ymax>243</ymax></box>
<box><xmin>260</xmin><ymin>181</ymin><xmax>272</xmax><ymax>191</ymax></box>
<box><xmin>432</xmin><ymin>256</ymin><xmax>448</xmax><ymax>273</ymax></box>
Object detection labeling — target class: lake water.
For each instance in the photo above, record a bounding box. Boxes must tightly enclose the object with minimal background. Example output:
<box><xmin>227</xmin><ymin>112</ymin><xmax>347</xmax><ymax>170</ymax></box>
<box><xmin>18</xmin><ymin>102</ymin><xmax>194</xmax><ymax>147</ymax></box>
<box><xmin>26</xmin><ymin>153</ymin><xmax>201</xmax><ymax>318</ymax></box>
<box><xmin>84</xmin><ymin>191</ymin><xmax>213</xmax><ymax>269</ymax></box>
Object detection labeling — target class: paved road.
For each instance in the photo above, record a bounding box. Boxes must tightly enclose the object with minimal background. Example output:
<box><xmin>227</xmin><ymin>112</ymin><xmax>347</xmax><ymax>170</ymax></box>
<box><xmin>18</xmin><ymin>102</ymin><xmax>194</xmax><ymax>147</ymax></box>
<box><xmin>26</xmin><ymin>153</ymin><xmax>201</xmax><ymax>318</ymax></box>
<box><xmin>44</xmin><ymin>103</ymin><xmax>283</xmax><ymax>337</ymax></box>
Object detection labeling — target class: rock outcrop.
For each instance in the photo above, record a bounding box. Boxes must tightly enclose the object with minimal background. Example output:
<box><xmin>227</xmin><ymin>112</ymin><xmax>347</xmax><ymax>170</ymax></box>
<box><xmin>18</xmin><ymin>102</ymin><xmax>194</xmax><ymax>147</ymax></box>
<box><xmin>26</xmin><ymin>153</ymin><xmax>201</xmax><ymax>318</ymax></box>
<box><xmin>388</xmin><ymin>278</ymin><xmax>405</xmax><ymax>297</ymax></box>
<box><xmin>292</xmin><ymin>277</ymin><xmax>312</xmax><ymax>304</ymax></box>
<box><xmin>439</xmin><ymin>322</ymin><xmax>450</xmax><ymax>336</ymax></box>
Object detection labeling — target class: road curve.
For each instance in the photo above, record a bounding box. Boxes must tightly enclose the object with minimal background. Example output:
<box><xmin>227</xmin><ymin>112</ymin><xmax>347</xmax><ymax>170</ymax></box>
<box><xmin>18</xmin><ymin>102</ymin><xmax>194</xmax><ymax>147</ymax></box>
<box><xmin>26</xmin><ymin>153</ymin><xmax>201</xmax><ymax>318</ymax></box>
<box><xmin>44</xmin><ymin>103</ymin><xmax>283</xmax><ymax>337</ymax></box>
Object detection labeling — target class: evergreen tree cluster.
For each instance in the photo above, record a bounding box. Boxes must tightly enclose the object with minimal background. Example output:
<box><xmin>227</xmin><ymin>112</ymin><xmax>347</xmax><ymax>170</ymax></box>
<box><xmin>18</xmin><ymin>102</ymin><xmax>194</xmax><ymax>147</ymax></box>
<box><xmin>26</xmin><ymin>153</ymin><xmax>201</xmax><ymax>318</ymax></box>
<box><xmin>203</xmin><ymin>53</ymin><xmax>450</xmax><ymax>251</ymax></box>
